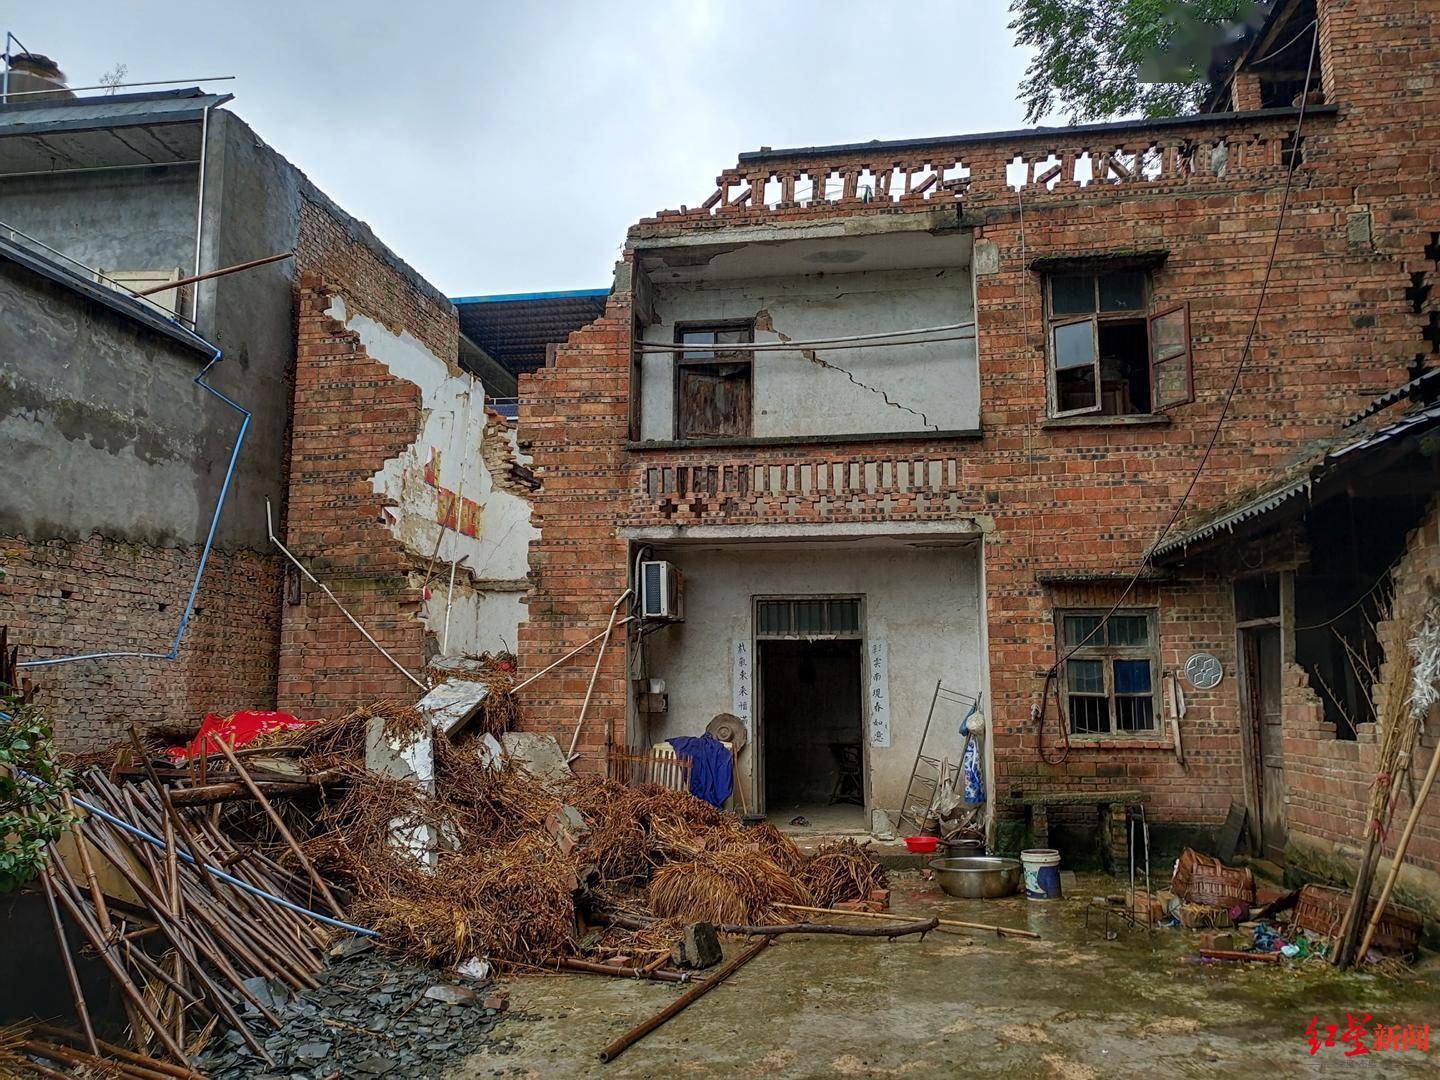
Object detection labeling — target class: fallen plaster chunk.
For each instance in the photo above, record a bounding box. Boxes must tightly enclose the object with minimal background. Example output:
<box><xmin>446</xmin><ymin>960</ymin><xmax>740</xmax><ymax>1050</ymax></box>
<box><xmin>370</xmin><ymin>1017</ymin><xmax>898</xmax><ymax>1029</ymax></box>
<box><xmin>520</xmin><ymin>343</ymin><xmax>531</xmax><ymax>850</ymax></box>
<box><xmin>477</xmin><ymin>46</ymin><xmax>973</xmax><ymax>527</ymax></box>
<box><xmin>474</xmin><ymin>732</ymin><xmax>505</xmax><ymax>770</ymax></box>
<box><xmin>500</xmin><ymin>731</ymin><xmax>571</xmax><ymax>787</ymax></box>
<box><xmin>415</xmin><ymin>678</ymin><xmax>491</xmax><ymax>737</ymax></box>
<box><xmin>454</xmin><ymin>957</ymin><xmax>492</xmax><ymax>982</ymax></box>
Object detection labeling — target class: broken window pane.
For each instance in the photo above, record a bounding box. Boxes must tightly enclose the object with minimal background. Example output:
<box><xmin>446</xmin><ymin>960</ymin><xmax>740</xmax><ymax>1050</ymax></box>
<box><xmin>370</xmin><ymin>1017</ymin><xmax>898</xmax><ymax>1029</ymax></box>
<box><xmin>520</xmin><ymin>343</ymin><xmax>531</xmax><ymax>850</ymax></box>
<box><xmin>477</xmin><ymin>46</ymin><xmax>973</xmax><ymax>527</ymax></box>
<box><xmin>1099</xmin><ymin>270</ymin><xmax>1146</xmax><ymax>312</ymax></box>
<box><xmin>1051</xmin><ymin>275</ymin><xmax>1095</xmax><ymax>315</ymax></box>
<box><xmin>1058</xmin><ymin>608</ymin><xmax>1159</xmax><ymax>739</ymax></box>
<box><xmin>1115</xmin><ymin>695</ymin><xmax>1155</xmax><ymax>731</ymax></box>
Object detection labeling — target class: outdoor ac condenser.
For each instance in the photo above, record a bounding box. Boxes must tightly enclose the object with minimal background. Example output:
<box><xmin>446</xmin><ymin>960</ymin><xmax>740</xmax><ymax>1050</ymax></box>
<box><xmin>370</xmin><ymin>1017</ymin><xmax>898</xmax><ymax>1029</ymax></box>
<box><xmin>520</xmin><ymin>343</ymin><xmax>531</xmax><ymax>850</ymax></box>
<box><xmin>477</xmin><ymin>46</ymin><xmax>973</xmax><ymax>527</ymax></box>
<box><xmin>639</xmin><ymin>560</ymin><xmax>683</xmax><ymax>620</ymax></box>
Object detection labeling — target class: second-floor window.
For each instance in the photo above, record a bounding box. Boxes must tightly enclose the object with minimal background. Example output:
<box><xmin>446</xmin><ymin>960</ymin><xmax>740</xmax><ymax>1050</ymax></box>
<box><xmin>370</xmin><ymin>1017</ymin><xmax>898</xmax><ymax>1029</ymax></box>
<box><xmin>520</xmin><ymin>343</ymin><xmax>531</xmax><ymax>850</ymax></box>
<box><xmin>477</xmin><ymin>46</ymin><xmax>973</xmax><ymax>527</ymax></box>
<box><xmin>675</xmin><ymin>321</ymin><xmax>753</xmax><ymax>440</ymax></box>
<box><xmin>1046</xmin><ymin>269</ymin><xmax>1193</xmax><ymax>418</ymax></box>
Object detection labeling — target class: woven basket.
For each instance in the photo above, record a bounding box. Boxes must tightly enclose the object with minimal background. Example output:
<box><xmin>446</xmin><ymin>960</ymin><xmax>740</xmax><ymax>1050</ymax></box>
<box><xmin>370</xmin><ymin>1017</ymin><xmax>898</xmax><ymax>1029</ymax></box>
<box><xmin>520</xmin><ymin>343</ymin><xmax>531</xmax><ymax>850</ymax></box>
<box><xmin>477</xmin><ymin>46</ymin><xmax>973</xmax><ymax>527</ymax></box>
<box><xmin>1294</xmin><ymin>884</ymin><xmax>1422</xmax><ymax>958</ymax></box>
<box><xmin>1170</xmin><ymin>848</ymin><xmax>1256</xmax><ymax>908</ymax></box>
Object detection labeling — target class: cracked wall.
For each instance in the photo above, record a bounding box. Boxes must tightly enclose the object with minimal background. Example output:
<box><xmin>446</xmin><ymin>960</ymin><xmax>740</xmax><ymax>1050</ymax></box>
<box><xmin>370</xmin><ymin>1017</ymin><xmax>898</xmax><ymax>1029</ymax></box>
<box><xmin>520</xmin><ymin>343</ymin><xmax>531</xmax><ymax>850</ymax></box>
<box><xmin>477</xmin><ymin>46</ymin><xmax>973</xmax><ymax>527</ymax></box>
<box><xmin>637</xmin><ymin>264</ymin><xmax>978</xmax><ymax>440</ymax></box>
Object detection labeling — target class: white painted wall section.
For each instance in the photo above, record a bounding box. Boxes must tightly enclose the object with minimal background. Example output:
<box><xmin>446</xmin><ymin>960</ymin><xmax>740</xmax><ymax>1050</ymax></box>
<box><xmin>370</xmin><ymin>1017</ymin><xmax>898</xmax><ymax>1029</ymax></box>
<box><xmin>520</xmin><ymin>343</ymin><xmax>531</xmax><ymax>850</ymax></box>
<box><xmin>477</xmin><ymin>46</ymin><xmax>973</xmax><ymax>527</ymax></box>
<box><xmin>326</xmin><ymin>296</ymin><xmax>537</xmax><ymax>656</ymax></box>
<box><xmin>639</xmin><ymin>266</ymin><xmax>977</xmax><ymax>440</ymax></box>
<box><xmin>638</xmin><ymin>540</ymin><xmax>984</xmax><ymax>814</ymax></box>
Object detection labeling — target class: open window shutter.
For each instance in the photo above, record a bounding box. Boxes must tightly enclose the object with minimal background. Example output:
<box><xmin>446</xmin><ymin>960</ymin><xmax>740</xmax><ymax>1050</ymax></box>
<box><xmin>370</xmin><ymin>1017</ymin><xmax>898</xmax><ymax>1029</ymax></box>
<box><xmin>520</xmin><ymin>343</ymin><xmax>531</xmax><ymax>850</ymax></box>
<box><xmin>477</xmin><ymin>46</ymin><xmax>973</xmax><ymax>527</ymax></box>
<box><xmin>1050</xmin><ymin>316</ymin><xmax>1102</xmax><ymax>417</ymax></box>
<box><xmin>1149</xmin><ymin>303</ymin><xmax>1194</xmax><ymax>409</ymax></box>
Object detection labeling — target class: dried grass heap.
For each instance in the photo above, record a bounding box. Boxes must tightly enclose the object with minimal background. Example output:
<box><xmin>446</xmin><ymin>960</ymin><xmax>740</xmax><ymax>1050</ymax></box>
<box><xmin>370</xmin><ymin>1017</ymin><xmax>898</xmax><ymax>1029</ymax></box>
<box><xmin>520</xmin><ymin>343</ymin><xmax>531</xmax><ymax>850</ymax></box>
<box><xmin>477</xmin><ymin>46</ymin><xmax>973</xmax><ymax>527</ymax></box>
<box><xmin>273</xmin><ymin>711</ymin><xmax>888</xmax><ymax>969</ymax></box>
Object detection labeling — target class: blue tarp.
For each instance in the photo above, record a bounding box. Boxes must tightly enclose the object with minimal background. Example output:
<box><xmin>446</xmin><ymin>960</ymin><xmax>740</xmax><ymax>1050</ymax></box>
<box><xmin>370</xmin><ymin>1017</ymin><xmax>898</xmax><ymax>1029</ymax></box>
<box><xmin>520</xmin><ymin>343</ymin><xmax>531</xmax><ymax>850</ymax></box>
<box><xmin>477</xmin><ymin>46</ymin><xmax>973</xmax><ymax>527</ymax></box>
<box><xmin>669</xmin><ymin>733</ymin><xmax>734</xmax><ymax>809</ymax></box>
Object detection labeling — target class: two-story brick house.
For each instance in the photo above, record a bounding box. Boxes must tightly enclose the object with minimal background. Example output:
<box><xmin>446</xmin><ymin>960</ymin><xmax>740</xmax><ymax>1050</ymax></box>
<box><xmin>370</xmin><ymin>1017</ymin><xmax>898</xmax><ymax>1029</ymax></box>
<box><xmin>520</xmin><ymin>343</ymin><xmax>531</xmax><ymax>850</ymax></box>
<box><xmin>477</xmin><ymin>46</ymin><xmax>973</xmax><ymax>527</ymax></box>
<box><xmin>515</xmin><ymin>0</ymin><xmax>1440</xmax><ymax>909</ymax></box>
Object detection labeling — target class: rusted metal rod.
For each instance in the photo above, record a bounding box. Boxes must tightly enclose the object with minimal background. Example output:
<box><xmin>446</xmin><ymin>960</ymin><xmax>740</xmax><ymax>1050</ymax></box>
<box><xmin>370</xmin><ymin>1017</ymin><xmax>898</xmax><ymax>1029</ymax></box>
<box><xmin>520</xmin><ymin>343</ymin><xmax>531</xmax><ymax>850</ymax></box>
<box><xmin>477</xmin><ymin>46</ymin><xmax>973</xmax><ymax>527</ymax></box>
<box><xmin>130</xmin><ymin>250</ymin><xmax>293</xmax><ymax>296</ymax></box>
<box><xmin>776</xmin><ymin>902</ymin><xmax>1041</xmax><ymax>940</ymax></box>
<box><xmin>556</xmin><ymin>957</ymin><xmax>698</xmax><ymax>984</ymax></box>
<box><xmin>718</xmin><ymin>917</ymin><xmax>938</xmax><ymax>939</ymax></box>
<box><xmin>598</xmin><ymin>938</ymin><xmax>772</xmax><ymax>1063</ymax></box>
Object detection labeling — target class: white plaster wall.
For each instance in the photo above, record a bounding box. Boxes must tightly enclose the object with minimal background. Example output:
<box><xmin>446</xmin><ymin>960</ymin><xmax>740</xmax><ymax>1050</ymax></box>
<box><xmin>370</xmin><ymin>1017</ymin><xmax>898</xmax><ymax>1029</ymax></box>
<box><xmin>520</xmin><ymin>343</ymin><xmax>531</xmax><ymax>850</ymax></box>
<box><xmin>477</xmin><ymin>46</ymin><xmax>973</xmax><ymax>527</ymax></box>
<box><xmin>327</xmin><ymin>297</ymin><xmax>537</xmax><ymax>656</ymax></box>
<box><xmin>640</xmin><ymin>540</ymin><xmax>983</xmax><ymax>814</ymax></box>
<box><xmin>639</xmin><ymin>267</ymin><xmax>977</xmax><ymax>440</ymax></box>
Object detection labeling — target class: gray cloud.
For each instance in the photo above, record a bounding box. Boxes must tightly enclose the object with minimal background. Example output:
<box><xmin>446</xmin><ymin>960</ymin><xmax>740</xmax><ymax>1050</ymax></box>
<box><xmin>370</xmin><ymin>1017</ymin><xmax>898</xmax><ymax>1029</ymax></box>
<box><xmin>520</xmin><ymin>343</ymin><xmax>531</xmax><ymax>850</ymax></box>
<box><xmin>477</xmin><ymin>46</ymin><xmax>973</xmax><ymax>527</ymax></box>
<box><xmin>17</xmin><ymin>1</ymin><xmax>1033</xmax><ymax>294</ymax></box>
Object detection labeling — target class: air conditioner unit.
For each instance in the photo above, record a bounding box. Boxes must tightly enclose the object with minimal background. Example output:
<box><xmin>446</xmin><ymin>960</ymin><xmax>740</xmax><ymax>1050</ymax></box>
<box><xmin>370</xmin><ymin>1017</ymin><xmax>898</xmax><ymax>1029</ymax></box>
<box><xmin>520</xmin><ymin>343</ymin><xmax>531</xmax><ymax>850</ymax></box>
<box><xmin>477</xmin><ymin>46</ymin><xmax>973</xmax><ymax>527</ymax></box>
<box><xmin>639</xmin><ymin>560</ymin><xmax>683</xmax><ymax>621</ymax></box>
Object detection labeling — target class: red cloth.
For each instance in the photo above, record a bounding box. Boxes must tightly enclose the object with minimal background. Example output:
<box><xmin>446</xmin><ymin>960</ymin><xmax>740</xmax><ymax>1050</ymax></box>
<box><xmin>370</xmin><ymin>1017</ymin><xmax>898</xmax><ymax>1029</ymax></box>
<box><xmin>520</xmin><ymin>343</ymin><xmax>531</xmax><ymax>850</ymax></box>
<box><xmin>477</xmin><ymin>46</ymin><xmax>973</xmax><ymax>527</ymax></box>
<box><xmin>165</xmin><ymin>710</ymin><xmax>314</xmax><ymax>761</ymax></box>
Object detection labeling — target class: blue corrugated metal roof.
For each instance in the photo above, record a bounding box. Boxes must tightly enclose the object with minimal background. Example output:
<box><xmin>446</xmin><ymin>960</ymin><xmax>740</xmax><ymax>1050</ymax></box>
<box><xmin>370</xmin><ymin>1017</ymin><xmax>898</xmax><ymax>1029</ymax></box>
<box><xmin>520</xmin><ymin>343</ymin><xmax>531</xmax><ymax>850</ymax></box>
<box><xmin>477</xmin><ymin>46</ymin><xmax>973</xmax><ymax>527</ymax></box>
<box><xmin>451</xmin><ymin>289</ymin><xmax>609</xmax><ymax>377</ymax></box>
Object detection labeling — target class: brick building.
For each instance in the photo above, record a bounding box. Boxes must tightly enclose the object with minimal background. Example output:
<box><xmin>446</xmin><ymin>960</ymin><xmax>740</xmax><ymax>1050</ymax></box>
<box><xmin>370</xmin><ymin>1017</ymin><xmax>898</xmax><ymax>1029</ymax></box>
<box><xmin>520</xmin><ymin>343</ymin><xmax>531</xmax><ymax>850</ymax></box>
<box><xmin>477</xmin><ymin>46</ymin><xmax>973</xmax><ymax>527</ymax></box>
<box><xmin>516</xmin><ymin>0</ymin><xmax>1440</xmax><ymax>916</ymax></box>
<box><xmin>0</xmin><ymin>81</ymin><xmax>538</xmax><ymax>741</ymax></box>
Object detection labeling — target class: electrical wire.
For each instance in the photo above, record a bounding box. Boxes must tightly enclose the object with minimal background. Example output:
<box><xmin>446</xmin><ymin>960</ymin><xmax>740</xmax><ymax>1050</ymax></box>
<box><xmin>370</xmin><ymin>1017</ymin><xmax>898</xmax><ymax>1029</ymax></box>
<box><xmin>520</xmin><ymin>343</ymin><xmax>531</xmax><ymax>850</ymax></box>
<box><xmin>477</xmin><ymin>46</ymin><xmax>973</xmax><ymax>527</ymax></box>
<box><xmin>634</xmin><ymin>323</ymin><xmax>976</xmax><ymax>352</ymax></box>
<box><xmin>1248</xmin><ymin>18</ymin><xmax>1320</xmax><ymax>68</ymax></box>
<box><xmin>1293</xmin><ymin>554</ymin><xmax>1401</xmax><ymax>632</ymax></box>
<box><xmin>19</xmin><ymin>348</ymin><xmax>250</xmax><ymax>668</ymax></box>
<box><xmin>1035</xmin><ymin>21</ymin><xmax>1321</xmax><ymax>760</ymax></box>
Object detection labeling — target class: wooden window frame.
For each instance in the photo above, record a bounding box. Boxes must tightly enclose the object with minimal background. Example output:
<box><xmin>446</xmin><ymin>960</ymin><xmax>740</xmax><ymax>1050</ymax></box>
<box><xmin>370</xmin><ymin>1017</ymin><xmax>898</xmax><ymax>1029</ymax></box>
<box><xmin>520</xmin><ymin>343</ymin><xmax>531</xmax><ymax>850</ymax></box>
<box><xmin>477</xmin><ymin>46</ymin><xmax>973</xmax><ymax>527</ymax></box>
<box><xmin>1044</xmin><ymin>271</ymin><xmax>1193</xmax><ymax>417</ymax></box>
<box><xmin>1055</xmin><ymin>608</ymin><xmax>1163</xmax><ymax>738</ymax></box>
<box><xmin>754</xmin><ymin>595</ymin><xmax>864</xmax><ymax>641</ymax></box>
<box><xmin>673</xmin><ymin>319</ymin><xmax>755</xmax><ymax>441</ymax></box>
<box><xmin>1148</xmin><ymin>302</ymin><xmax>1195</xmax><ymax>409</ymax></box>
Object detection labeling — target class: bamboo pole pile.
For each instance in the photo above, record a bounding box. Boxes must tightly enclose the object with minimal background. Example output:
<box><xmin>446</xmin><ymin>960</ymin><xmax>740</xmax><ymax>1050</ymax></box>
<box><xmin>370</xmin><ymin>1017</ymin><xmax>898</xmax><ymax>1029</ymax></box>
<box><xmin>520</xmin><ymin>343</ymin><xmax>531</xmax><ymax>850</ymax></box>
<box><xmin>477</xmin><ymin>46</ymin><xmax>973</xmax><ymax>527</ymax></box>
<box><xmin>24</xmin><ymin>759</ymin><xmax>335</xmax><ymax>1075</ymax></box>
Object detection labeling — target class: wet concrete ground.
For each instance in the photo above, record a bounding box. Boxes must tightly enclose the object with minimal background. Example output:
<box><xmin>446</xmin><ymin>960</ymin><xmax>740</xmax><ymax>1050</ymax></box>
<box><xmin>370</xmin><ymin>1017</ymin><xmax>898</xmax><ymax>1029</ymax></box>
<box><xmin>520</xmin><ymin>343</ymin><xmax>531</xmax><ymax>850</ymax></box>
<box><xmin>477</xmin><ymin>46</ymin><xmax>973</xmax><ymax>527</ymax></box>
<box><xmin>449</xmin><ymin>872</ymin><xmax>1440</xmax><ymax>1079</ymax></box>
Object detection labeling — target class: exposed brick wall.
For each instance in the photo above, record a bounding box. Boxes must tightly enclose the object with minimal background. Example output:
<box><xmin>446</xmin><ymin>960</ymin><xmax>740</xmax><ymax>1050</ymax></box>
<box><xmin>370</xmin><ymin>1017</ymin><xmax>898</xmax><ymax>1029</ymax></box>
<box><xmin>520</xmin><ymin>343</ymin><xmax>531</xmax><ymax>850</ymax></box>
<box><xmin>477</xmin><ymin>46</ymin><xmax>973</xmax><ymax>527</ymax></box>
<box><xmin>1</xmin><ymin>534</ymin><xmax>280</xmax><ymax>750</ymax></box>
<box><xmin>515</xmin><ymin>304</ymin><xmax>633</xmax><ymax>769</ymax></box>
<box><xmin>1285</xmin><ymin>496</ymin><xmax>1440</xmax><ymax>885</ymax></box>
<box><xmin>275</xmin><ymin>273</ymin><xmax>430</xmax><ymax>717</ymax></box>
<box><xmin>517</xmin><ymin>0</ymin><xmax>1440</xmax><ymax>826</ymax></box>
<box><xmin>295</xmin><ymin>196</ymin><xmax>457</xmax><ymax>361</ymax></box>
<box><xmin>276</xmin><ymin>193</ymin><xmax>465</xmax><ymax>717</ymax></box>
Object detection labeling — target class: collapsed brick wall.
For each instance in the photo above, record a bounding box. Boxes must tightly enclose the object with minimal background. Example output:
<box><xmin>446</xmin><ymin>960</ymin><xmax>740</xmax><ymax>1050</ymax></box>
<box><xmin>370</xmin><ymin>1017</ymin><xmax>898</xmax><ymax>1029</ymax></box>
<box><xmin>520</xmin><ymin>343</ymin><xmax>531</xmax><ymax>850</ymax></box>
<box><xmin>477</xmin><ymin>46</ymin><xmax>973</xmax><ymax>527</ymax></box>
<box><xmin>1285</xmin><ymin>495</ymin><xmax>1440</xmax><ymax>895</ymax></box>
<box><xmin>514</xmin><ymin>304</ymin><xmax>632</xmax><ymax>768</ymax></box>
<box><xmin>1</xmin><ymin>535</ymin><xmax>280</xmax><ymax>749</ymax></box>
<box><xmin>516</xmin><ymin>0</ymin><xmax>1440</xmax><ymax>822</ymax></box>
<box><xmin>276</xmin><ymin>198</ymin><xmax>462</xmax><ymax>718</ymax></box>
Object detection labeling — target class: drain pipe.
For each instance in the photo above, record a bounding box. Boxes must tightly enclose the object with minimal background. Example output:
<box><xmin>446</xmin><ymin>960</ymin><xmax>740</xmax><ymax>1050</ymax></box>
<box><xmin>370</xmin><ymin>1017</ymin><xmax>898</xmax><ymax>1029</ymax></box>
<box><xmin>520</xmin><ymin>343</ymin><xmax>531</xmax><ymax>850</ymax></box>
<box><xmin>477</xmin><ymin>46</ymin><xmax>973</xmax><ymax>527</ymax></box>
<box><xmin>20</xmin><ymin>349</ymin><xmax>249</xmax><ymax>668</ymax></box>
<box><xmin>190</xmin><ymin>103</ymin><xmax>211</xmax><ymax>326</ymax></box>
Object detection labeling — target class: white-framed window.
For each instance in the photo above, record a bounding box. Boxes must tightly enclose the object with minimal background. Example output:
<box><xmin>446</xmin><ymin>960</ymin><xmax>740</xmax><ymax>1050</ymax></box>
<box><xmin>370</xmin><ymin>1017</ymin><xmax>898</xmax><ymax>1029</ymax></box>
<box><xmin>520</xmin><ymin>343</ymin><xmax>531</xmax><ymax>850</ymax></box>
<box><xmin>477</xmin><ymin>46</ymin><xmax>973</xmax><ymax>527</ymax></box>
<box><xmin>1045</xmin><ymin>269</ymin><xmax>1193</xmax><ymax>418</ymax></box>
<box><xmin>1057</xmin><ymin>609</ymin><xmax>1161</xmax><ymax>736</ymax></box>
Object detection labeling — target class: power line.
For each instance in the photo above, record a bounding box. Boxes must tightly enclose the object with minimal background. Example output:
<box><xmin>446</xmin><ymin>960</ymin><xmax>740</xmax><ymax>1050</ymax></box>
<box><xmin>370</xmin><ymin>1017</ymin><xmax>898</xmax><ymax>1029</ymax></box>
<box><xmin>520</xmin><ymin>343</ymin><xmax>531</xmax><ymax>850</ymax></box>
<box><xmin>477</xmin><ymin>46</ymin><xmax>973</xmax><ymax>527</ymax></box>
<box><xmin>1036</xmin><ymin>21</ymin><xmax>1321</xmax><ymax>756</ymax></box>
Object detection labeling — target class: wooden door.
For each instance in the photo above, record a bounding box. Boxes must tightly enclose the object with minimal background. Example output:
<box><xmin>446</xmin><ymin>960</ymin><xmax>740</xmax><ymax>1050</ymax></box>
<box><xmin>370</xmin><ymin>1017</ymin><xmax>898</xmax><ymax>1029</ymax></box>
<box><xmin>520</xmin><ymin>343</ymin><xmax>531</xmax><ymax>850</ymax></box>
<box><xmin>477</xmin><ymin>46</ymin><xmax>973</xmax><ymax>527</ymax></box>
<box><xmin>1243</xmin><ymin>627</ymin><xmax>1287</xmax><ymax>861</ymax></box>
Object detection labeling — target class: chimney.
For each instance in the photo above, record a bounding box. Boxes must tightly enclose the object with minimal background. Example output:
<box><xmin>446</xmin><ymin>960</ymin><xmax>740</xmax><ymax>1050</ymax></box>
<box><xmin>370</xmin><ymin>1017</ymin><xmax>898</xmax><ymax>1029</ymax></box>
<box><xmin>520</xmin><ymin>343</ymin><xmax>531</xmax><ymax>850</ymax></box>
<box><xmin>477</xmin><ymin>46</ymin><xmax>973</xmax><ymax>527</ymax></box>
<box><xmin>3</xmin><ymin>52</ymin><xmax>74</xmax><ymax>103</ymax></box>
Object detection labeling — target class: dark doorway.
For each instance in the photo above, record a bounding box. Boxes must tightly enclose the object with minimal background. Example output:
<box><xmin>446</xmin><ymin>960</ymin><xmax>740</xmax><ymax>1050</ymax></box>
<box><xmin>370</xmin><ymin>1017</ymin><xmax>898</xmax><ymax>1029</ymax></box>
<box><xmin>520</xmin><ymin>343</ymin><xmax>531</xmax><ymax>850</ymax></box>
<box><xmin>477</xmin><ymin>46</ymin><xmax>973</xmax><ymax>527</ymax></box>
<box><xmin>759</xmin><ymin>639</ymin><xmax>864</xmax><ymax>813</ymax></box>
<box><xmin>1241</xmin><ymin>625</ymin><xmax>1287</xmax><ymax>861</ymax></box>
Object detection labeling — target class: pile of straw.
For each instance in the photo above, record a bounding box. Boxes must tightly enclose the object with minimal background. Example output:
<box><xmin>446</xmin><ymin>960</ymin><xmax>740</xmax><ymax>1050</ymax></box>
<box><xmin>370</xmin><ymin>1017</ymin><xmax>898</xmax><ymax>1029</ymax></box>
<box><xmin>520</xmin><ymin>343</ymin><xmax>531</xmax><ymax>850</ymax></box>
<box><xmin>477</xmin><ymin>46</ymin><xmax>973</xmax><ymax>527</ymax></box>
<box><xmin>647</xmin><ymin>847</ymin><xmax>812</xmax><ymax>925</ymax></box>
<box><xmin>270</xmin><ymin>710</ymin><xmax>888</xmax><ymax>968</ymax></box>
<box><xmin>798</xmin><ymin>839</ymin><xmax>889</xmax><ymax>908</ymax></box>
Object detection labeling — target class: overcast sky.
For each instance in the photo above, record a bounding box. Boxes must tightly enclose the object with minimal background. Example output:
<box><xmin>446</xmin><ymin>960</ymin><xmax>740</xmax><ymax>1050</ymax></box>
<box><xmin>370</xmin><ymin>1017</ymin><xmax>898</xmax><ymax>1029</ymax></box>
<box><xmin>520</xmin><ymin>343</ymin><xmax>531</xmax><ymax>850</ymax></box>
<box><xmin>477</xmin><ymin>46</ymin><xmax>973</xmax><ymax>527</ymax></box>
<box><xmin>16</xmin><ymin>2</ymin><xmax>1039</xmax><ymax>296</ymax></box>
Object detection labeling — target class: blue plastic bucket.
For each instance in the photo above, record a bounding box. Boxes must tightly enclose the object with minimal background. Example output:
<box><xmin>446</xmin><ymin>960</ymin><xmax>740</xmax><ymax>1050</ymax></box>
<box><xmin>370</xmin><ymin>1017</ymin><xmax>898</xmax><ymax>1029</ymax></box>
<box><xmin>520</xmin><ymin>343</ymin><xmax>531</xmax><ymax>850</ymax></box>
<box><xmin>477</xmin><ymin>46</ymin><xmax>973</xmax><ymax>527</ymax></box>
<box><xmin>1021</xmin><ymin>848</ymin><xmax>1062</xmax><ymax>900</ymax></box>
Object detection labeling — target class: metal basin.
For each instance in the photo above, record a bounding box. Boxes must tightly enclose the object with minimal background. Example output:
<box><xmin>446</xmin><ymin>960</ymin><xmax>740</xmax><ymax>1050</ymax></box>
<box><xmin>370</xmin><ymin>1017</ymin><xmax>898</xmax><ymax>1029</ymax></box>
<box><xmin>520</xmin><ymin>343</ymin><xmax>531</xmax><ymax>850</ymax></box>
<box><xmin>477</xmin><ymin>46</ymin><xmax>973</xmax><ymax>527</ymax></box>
<box><xmin>928</xmin><ymin>856</ymin><xmax>1022</xmax><ymax>899</ymax></box>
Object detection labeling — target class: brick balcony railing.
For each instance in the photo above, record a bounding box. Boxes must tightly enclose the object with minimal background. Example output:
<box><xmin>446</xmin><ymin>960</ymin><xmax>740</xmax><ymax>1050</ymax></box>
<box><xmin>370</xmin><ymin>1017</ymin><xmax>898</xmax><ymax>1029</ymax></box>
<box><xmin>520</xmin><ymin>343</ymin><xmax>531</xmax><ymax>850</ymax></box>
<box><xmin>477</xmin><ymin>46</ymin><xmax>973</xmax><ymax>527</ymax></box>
<box><xmin>631</xmin><ymin>451</ymin><xmax>983</xmax><ymax>527</ymax></box>
<box><xmin>635</xmin><ymin>106</ymin><xmax>1335</xmax><ymax>228</ymax></box>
